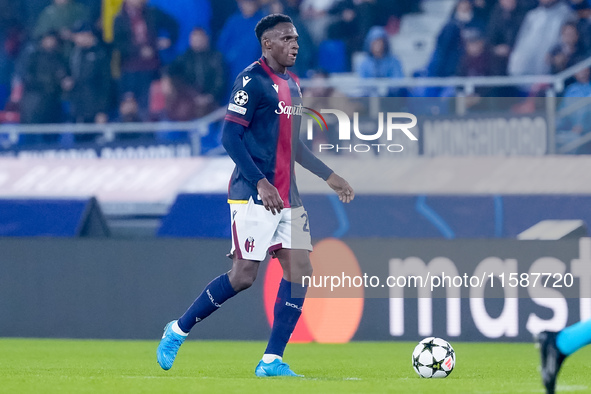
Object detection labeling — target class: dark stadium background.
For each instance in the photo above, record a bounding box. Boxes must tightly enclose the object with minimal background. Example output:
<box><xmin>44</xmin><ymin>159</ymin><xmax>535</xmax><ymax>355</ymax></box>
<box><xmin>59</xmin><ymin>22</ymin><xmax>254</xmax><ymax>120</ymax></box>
<box><xmin>2</xmin><ymin>0</ymin><xmax>591</xmax><ymax>346</ymax></box>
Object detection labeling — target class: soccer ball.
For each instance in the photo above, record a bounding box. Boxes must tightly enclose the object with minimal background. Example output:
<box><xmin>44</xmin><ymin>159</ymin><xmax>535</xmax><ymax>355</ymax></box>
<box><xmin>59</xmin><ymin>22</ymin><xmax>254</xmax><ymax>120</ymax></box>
<box><xmin>411</xmin><ymin>337</ymin><xmax>455</xmax><ymax>378</ymax></box>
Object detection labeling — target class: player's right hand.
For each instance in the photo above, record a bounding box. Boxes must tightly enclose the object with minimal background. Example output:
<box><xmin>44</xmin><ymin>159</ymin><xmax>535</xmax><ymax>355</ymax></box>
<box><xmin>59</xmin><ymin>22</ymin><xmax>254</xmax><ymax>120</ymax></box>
<box><xmin>257</xmin><ymin>178</ymin><xmax>284</xmax><ymax>215</ymax></box>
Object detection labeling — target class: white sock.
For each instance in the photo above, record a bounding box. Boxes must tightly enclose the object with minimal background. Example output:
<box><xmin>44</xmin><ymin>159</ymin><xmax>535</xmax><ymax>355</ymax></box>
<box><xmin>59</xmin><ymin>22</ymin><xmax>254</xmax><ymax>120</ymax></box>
<box><xmin>262</xmin><ymin>354</ymin><xmax>282</xmax><ymax>363</ymax></box>
<box><xmin>172</xmin><ymin>321</ymin><xmax>189</xmax><ymax>336</ymax></box>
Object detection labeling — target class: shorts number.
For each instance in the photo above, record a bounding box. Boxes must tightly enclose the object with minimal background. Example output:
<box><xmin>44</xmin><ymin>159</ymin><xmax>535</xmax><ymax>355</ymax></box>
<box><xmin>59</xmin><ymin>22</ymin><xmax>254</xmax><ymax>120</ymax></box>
<box><xmin>301</xmin><ymin>212</ymin><xmax>309</xmax><ymax>232</ymax></box>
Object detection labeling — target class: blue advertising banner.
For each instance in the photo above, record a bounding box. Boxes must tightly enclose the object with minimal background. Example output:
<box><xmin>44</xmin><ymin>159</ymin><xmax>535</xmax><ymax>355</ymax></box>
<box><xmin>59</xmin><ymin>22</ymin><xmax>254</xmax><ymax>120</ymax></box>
<box><xmin>1</xmin><ymin>237</ymin><xmax>589</xmax><ymax>342</ymax></box>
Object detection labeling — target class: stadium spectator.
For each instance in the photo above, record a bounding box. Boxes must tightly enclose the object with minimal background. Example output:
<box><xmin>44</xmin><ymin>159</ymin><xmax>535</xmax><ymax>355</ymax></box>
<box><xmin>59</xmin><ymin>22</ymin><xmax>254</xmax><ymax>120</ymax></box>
<box><xmin>63</xmin><ymin>22</ymin><xmax>111</xmax><ymax>127</ymax></box>
<box><xmin>486</xmin><ymin>0</ymin><xmax>526</xmax><ymax>75</ymax></box>
<box><xmin>19</xmin><ymin>30</ymin><xmax>68</xmax><ymax>141</ymax></box>
<box><xmin>457</xmin><ymin>29</ymin><xmax>493</xmax><ymax>78</ymax></box>
<box><xmin>258</xmin><ymin>0</ymin><xmax>275</xmax><ymax>10</ymax></box>
<box><xmin>457</xmin><ymin>29</ymin><xmax>495</xmax><ymax>106</ymax></box>
<box><xmin>472</xmin><ymin>0</ymin><xmax>496</xmax><ymax>27</ymax></box>
<box><xmin>165</xmin><ymin>28</ymin><xmax>225</xmax><ymax>120</ymax></box>
<box><xmin>508</xmin><ymin>0</ymin><xmax>574</xmax><ymax>76</ymax></box>
<box><xmin>282</xmin><ymin>0</ymin><xmax>302</xmax><ymax>17</ymax></box>
<box><xmin>356</xmin><ymin>26</ymin><xmax>404</xmax><ymax>96</ymax></box>
<box><xmin>300</xmin><ymin>0</ymin><xmax>339</xmax><ymax>44</ymax></box>
<box><xmin>355</xmin><ymin>0</ymin><xmax>380</xmax><ymax>39</ymax></box>
<box><xmin>547</xmin><ymin>21</ymin><xmax>587</xmax><ymax>74</ymax></box>
<box><xmin>0</xmin><ymin>0</ymin><xmax>25</xmax><ymax>110</ymax></box>
<box><xmin>23</xmin><ymin>0</ymin><xmax>51</xmax><ymax>35</ymax></box>
<box><xmin>266</xmin><ymin>0</ymin><xmax>315</xmax><ymax>76</ymax></box>
<box><xmin>570</xmin><ymin>0</ymin><xmax>591</xmax><ymax>52</ymax></box>
<box><xmin>571</xmin><ymin>0</ymin><xmax>591</xmax><ymax>12</ymax></box>
<box><xmin>33</xmin><ymin>0</ymin><xmax>90</xmax><ymax>42</ymax></box>
<box><xmin>117</xmin><ymin>91</ymin><xmax>142</xmax><ymax>123</ymax></box>
<box><xmin>0</xmin><ymin>0</ymin><xmax>24</xmax><ymax>39</ymax></box>
<box><xmin>114</xmin><ymin>91</ymin><xmax>156</xmax><ymax>140</ymax></box>
<box><xmin>113</xmin><ymin>0</ymin><xmax>178</xmax><ymax>119</ymax></box>
<box><xmin>217</xmin><ymin>0</ymin><xmax>265</xmax><ymax>86</ymax></box>
<box><xmin>157</xmin><ymin>74</ymin><xmax>198</xmax><ymax>123</ymax></box>
<box><xmin>427</xmin><ymin>0</ymin><xmax>483</xmax><ymax>78</ymax></box>
<box><xmin>76</xmin><ymin>0</ymin><xmax>102</xmax><ymax>27</ymax></box>
<box><xmin>148</xmin><ymin>0</ymin><xmax>212</xmax><ymax>64</ymax></box>
<box><xmin>520</xmin><ymin>0</ymin><xmax>540</xmax><ymax>11</ymax></box>
<box><xmin>374</xmin><ymin>0</ymin><xmax>421</xmax><ymax>27</ymax></box>
<box><xmin>326</xmin><ymin>0</ymin><xmax>376</xmax><ymax>69</ymax></box>
<box><xmin>555</xmin><ymin>67</ymin><xmax>591</xmax><ymax>152</ymax></box>
<box><xmin>209</xmin><ymin>0</ymin><xmax>238</xmax><ymax>42</ymax></box>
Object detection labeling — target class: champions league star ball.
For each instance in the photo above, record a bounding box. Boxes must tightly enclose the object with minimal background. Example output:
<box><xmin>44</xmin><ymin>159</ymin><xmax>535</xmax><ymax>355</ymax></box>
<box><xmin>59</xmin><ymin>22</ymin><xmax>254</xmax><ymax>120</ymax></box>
<box><xmin>412</xmin><ymin>337</ymin><xmax>456</xmax><ymax>378</ymax></box>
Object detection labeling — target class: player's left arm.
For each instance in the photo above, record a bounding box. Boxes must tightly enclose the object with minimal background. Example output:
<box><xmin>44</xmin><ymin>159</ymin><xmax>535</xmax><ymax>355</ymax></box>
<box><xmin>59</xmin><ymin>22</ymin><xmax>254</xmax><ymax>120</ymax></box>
<box><xmin>296</xmin><ymin>139</ymin><xmax>354</xmax><ymax>203</ymax></box>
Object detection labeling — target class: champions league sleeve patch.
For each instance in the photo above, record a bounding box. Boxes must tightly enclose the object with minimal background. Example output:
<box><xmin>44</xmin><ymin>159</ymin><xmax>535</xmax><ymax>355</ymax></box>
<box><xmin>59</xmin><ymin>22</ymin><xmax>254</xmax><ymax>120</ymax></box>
<box><xmin>234</xmin><ymin>90</ymin><xmax>249</xmax><ymax>106</ymax></box>
<box><xmin>228</xmin><ymin>103</ymin><xmax>247</xmax><ymax>115</ymax></box>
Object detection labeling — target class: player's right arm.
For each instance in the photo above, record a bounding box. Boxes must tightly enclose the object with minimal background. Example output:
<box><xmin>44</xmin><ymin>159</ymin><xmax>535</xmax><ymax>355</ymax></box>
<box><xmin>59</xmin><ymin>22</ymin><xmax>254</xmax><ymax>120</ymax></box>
<box><xmin>256</xmin><ymin>178</ymin><xmax>284</xmax><ymax>215</ymax></box>
<box><xmin>222</xmin><ymin>70</ymin><xmax>284</xmax><ymax>214</ymax></box>
<box><xmin>221</xmin><ymin>122</ymin><xmax>284</xmax><ymax>214</ymax></box>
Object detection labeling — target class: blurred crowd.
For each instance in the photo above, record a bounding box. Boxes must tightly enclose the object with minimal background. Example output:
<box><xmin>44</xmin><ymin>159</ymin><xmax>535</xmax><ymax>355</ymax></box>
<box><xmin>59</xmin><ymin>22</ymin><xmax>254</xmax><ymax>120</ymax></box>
<box><xmin>0</xmin><ymin>0</ymin><xmax>416</xmax><ymax>130</ymax></box>
<box><xmin>425</xmin><ymin>0</ymin><xmax>591</xmax><ymax>95</ymax></box>
<box><xmin>0</xmin><ymin>0</ymin><xmax>590</xmax><ymax>147</ymax></box>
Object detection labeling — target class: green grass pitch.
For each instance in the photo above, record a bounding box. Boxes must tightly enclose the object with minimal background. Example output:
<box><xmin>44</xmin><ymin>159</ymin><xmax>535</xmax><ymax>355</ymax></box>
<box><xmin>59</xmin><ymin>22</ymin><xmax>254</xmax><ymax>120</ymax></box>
<box><xmin>1</xmin><ymin>338</ymin><xmax>590</xmax><ymax>393</ymax></box>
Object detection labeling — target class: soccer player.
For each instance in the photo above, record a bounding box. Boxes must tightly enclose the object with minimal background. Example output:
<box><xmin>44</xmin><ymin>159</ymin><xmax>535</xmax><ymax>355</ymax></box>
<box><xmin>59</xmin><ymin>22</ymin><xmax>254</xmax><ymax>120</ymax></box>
<box><xmin>537</xmin><ymin>320</ymin><xmax>591</xmax><ymax>393</ymax></box>
<box><xmin>156</xmin><ymin>13</ymin><xmax>354</xmax><ymax>377</ymax></box>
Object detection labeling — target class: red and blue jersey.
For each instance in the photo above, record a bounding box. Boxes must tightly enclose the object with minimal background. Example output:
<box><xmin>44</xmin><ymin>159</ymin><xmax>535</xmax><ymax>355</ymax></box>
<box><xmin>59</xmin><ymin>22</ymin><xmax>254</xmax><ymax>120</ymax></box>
<box><xmin>223</xmin><ymin>57</ymin><xmax>306</xmax><ymax>208</ymax></box>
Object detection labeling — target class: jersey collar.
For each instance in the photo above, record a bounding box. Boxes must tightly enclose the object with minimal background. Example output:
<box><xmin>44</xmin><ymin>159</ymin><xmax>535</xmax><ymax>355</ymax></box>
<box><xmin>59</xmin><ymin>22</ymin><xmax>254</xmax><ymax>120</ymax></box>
<box><xmin>260</xmin><ymin>57</ymin><xmax>290</xmax><ymax>81</ymax></box>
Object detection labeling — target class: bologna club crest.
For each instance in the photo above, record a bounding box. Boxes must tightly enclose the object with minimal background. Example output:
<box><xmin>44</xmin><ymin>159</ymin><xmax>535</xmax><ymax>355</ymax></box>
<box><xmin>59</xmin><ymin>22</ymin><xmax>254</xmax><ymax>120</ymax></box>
<box><xmin>244</xmin><ymin>237</ymin><xmax>255</xmax><ymax>253</ymax></box>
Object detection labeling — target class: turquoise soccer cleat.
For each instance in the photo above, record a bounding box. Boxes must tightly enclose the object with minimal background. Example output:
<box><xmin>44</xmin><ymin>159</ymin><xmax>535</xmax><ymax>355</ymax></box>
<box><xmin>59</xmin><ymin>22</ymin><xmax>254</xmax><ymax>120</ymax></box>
<box><xmin>255</xmin><ymin>359</ymin><xmax>303</xmax><ymax>377</ymax></box>
<box><xmin>157</xmin><ymin>320</ymin><xmax>186</xmax><ymax>370</ymax></box>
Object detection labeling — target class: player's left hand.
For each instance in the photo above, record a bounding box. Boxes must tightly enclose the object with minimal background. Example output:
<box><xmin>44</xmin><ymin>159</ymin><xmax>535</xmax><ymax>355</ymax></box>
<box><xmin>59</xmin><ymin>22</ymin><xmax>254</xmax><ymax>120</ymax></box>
<box><xmin>327</xmin><ymin>173</ymin><xmax>354</xmax><ymax>203</ymax></box>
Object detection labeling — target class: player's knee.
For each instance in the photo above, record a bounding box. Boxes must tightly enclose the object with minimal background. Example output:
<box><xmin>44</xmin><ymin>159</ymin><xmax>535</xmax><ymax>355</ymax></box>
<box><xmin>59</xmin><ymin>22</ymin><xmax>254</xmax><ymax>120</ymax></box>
<box><xmin>303</xmin><ymin>264</ymin><xmax>313</xmax><ymax>278</ymax></box>
<box><xmin>228</xmin><ymin>268</ymin><xmax>257</xmax><ymax>292</ymax></box>
<box><xmin>293</xmin><ymin>259</ymin><xmax>313</xmax><ymax>279</ymax></box>
<box><xmin>299</xmin><ymin>261</ymin><xmax>313</xmax><ymax>278</ymax></box>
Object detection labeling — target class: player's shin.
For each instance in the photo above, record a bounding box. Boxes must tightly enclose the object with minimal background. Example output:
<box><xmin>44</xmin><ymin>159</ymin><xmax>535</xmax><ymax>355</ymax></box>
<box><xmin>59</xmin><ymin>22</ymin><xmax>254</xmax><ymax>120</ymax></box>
<box><xmin>556</xmin><ymin>318</ymin><xmax>591</xmax><ymax>356</ymax></box>
<box><xmin>177</xmin><ymin>273</ymin><xmax>238</xmax><ymax>333</ymax></box>
<box><xmin>263</xmin><ymin>279</ymin><xmax>307</xmax><ymax>360</ymax></box>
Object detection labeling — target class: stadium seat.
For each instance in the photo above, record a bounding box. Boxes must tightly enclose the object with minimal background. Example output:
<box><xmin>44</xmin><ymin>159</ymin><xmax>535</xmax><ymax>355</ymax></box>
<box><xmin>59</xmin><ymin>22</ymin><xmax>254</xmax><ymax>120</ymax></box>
<box><xmin>0</xmin><ymin>197</ymin><xmax>109</xmax><ymax>237</ymax></box>
<box><xmin>157</xmin><ymin>194</ymin><xmax>230</xmax><ymax>238</ymax></box>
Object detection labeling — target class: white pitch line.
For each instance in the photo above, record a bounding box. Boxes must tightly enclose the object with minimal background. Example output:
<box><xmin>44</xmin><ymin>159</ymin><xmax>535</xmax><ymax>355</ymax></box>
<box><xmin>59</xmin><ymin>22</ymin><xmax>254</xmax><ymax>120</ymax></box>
<box><xmin>473</xmin><ymin>385</ymin><xmax>588</xmax><ymax>394</ymax></box>
<box><xmin>121</xmin><ymin>376</ymin><xmax>210</xmax><ymax>379</ymax></box>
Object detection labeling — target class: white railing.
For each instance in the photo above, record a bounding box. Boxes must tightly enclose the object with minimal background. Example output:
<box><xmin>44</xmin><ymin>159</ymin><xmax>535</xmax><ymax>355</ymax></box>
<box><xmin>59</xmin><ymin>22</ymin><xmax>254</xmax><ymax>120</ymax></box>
<box><xmin>2</xmin><ymin>56</ymin><xmax>591</xmax><ymax>154</ymax></box>
<box><xmin>299</xmin><ymin>56</ymin><xmax>591</xmax><ymax>93</ymax></box>
<box><xmin>0</xmin><ymin>106</ymin><xmax>226</xmax><ymax>136</ymax></box>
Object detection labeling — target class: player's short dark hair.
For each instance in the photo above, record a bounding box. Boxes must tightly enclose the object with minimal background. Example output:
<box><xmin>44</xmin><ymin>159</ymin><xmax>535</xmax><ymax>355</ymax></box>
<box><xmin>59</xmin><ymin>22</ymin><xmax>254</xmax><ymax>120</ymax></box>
<box><xmin>255</xmin><ymin>13</ymin><xmax>293</xmax><ymax>43</ymax></box>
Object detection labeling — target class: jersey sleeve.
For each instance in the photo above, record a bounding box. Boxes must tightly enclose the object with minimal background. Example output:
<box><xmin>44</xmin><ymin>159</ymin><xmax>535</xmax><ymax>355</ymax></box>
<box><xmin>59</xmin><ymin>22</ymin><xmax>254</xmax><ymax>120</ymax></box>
<box><xmin>222</xmin><ymin>121</ymin><xmax>265</xmax><ymax>185</ymax></box>
<box><xmin>224</xmin><ymin>72</ymin><xmax>261</xmax><ymax>127</ymax></box>
<box><xmin>296</xmin><ymin>139</ymin><xmax>334</xmax><ymax>181</ymax></box>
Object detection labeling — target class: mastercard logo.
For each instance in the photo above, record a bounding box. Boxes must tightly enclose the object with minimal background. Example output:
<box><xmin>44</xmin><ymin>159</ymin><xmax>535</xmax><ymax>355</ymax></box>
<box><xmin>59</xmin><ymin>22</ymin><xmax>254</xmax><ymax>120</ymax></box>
<box><xmin>263</xmin><ymin>238</ymin><xmax>364</xmax><ymax>343</ymax></box>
